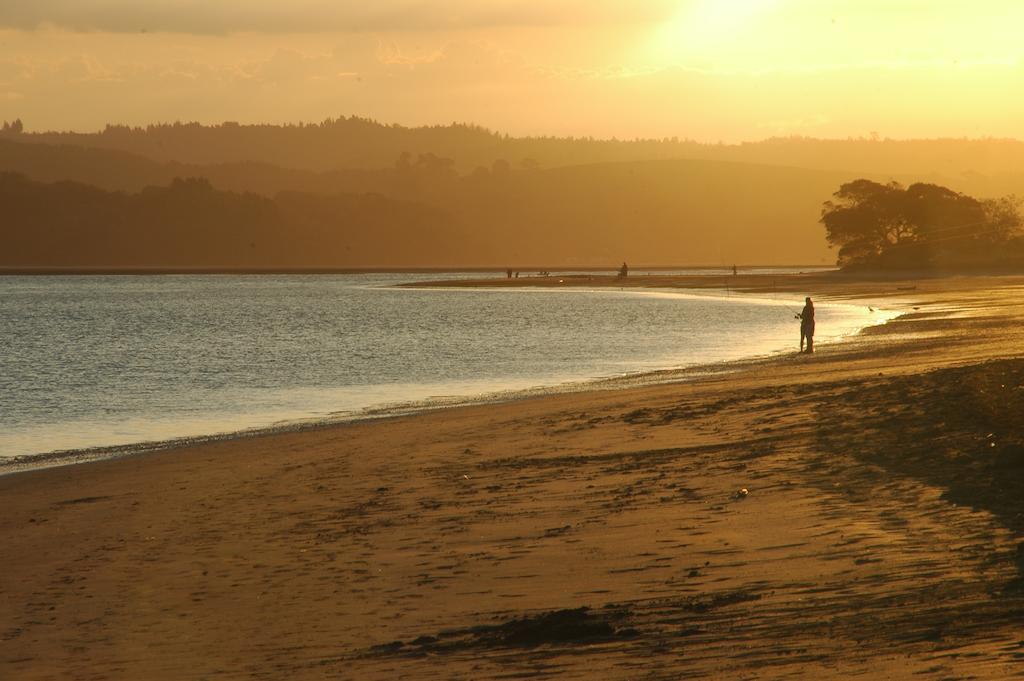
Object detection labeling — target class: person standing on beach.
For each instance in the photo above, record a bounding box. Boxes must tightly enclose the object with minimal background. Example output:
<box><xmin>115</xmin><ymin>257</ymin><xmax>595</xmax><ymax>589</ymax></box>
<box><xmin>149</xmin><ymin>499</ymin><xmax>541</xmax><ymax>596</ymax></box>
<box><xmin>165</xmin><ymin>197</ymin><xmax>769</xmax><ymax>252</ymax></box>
<box><xmin>798</xmin><ymin>297</ymin><xmax>815</xmax><ymax>353</ymax></box>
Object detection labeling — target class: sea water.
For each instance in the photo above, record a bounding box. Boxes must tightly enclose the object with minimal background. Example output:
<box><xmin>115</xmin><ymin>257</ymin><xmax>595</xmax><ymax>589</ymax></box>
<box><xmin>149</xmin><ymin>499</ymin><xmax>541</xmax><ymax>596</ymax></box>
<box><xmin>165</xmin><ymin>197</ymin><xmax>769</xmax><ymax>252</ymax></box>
<box><xmin>0</xmin><ymin>272</ymin><xmax>894</xmax><ymax>464</ymax></box>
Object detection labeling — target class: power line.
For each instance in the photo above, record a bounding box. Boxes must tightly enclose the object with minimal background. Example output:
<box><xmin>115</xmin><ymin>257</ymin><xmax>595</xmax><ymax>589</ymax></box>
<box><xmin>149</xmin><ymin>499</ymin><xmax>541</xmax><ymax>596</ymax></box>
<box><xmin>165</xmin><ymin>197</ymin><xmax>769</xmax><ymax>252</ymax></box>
<box><xmin>881</xmin><ymin>221</ymin><xmax>1016</xmax><ymax>251</ymax></box>
<box><xmin>833</xmin><ymin>215</ymin><xmax>1020</xmax><ymax>253</ymax></box>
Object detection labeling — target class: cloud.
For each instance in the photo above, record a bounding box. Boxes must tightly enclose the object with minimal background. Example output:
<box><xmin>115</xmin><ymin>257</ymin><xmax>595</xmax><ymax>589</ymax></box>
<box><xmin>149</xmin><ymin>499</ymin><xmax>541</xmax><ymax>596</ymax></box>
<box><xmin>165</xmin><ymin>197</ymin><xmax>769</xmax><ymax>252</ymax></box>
<box><xmin>0</xmin><ymin>1</ymin><xmax>675</xmax><ymax>34</ymax></box>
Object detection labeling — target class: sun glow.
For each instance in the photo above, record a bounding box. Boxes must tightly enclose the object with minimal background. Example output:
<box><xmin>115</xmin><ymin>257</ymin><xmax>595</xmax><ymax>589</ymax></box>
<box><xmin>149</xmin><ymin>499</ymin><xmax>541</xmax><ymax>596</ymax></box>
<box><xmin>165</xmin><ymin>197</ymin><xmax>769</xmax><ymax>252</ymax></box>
<box><xmin>648</xmin><ymin>0</ymin><xmax>780</xmax><ymax>64</ymax></box>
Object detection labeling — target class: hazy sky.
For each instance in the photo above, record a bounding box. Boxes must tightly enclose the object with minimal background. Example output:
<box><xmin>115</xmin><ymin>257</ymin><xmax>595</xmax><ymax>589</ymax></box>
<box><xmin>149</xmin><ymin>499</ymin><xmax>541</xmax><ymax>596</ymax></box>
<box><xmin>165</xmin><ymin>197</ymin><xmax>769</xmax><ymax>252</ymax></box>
<box><xmin>3</xmin><ymin>0</ymin><xmax>1024</xmax><ymax>140</ymax></box>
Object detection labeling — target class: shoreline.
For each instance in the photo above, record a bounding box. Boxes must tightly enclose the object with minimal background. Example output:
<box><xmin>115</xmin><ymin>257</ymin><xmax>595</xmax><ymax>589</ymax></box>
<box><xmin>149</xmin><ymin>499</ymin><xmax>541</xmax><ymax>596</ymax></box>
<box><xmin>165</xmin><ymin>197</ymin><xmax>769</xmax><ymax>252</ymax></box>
<box><xmin>4</xmin><ymin>272</ymin><xmax>1024</xmax><ymax>679</ymax></box>
<box><xmin>0</xmin><ymin>265</ymin><xmax>830</xmax><ymax>276</ymax></box>
<box><xmin>1</xmin><ymin>283</ymin><xmax>895</xmax><ymax>476</ymax></box>
<box><xmin>0</xmin><ymin>337</ymin><xmax>847</xmax><ymax>477</ymax></box>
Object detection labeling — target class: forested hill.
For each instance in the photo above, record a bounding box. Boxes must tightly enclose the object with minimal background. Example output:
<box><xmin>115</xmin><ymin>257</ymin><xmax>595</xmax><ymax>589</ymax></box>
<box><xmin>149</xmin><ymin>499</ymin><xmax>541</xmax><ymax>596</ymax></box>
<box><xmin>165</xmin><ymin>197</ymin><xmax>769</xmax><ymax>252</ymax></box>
<box><xmin>7</xmin><ymin>119</ymin><xmax>1024</xmax><ymax>268</ymax></box>
<box><xmin>442</xmin><ymin>158</ymin><xmax>850</xmax><ymax>266</ymax></box>
<box><xmin>0</xmin><ymin>173</ymin><xmax>469</xmax><ymax>269</ymax></box>
<box><xmin>7</xmin><ymin>118</ymin><xmax>1024</xmax><ymax>183</ymax></box>
<box><xmin>0</xmin><ymin>154</ymin><xmax>853</xmax><ymax>268</ymax></box>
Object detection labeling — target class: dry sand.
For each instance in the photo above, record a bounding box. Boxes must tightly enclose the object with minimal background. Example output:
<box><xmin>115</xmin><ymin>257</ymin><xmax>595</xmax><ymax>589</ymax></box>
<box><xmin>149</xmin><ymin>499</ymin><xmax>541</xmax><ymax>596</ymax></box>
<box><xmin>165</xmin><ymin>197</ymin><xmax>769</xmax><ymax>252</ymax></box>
<box><xmin>3</xmin><ymin>273</ymin><xmax>1024</xmax><ymax>680</ymax></box>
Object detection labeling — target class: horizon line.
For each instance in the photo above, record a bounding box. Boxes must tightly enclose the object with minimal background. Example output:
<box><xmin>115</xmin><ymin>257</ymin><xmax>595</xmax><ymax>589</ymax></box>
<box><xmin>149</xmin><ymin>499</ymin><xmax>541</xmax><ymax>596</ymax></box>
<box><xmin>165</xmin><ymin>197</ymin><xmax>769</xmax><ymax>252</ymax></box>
<box><xmin>5</xmin><ymin>116</ymin><xmax>1024</xmax><ymax>146</ymax></box>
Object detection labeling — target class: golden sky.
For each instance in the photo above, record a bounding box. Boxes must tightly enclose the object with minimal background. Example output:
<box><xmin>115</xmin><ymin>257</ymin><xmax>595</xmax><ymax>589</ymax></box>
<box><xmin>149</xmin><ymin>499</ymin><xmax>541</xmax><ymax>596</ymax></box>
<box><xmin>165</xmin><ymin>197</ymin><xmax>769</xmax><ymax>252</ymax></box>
<box><xmin>3</xmin><ymin>0</ymin><xmax>1024</xmax><ymax>140</ymax></box>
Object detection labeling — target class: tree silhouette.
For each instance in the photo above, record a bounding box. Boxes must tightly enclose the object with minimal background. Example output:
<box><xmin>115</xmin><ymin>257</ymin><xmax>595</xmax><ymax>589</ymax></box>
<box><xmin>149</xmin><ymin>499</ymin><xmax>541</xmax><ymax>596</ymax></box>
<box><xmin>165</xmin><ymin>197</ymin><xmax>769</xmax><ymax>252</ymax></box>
<box><xmin>821</xmin><ymin>179</ymin><xmax>1022</xmax><ymax>268</ymax></box>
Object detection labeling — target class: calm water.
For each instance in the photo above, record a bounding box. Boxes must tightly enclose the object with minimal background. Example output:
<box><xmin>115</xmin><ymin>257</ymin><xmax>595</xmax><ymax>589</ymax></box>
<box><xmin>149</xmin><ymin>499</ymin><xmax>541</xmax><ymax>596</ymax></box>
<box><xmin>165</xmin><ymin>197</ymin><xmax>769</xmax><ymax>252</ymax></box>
<box><xmin>0</xmin><ymin>273</ymin><xmax>893</xmax><ymax>462</ymax></box>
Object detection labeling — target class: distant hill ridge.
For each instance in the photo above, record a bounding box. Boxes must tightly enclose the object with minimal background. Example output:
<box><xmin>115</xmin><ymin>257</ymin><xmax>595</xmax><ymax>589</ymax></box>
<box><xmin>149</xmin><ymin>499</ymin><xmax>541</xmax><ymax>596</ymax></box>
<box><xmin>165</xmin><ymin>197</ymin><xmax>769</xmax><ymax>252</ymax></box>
<box><xmin>5</xmin><ymin>117</ymin><xmax>1024</xmax><ymax>268</ymax></box>
<box><xmin>5</xmin><ymin>116</ymin><xmax>1024</xmax><ymax>181</ymax></box>
<box><xmin>0</xmin><ymin>155</ymin><xmax>852</xmax><ymax>267</ymax></box>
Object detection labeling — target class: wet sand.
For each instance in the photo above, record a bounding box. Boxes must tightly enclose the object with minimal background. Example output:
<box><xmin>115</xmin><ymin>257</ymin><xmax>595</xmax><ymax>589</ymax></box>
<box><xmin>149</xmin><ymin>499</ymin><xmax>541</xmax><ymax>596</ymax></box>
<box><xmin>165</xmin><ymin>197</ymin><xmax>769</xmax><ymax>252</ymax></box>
<box><xmin>3</xmin><ymin>273</ymin><xmax>1024</xmax><ymax>680</ymax></box>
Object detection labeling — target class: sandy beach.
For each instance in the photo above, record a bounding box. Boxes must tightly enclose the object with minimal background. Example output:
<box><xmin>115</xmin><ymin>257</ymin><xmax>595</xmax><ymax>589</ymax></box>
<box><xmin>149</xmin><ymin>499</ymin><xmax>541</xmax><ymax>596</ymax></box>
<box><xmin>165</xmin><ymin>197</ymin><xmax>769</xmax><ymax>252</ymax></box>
<box><xmin>3</xmin><ymin>273</ymin><xmax>1024</xmax><ymax>680</ymax></box>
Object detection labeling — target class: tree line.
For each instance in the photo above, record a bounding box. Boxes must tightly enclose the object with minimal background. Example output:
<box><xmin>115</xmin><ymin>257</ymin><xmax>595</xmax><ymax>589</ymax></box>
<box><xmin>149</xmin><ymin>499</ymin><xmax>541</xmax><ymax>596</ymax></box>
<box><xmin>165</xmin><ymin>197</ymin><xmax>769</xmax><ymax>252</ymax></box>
<box><xmin>821</xmin><ymin>179</ymin><xmax>1024</xmax><ymax>269</ymax></box>
<box><xmin>0</xmin><ymin>173</ymin><xmax>468</xmax><ymax>269</ymax></box>
<box><xmin>10</xmin><ymin>117</ymin><xmax>1024</xmax><ymax>184</ymax></box>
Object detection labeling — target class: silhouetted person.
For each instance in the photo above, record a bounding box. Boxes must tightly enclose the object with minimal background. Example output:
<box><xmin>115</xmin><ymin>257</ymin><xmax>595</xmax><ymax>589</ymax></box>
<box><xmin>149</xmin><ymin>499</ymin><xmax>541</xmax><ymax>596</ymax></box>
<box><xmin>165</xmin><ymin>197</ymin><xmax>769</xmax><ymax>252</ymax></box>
<box><xmin>618</xmin><ymin>262</ymin><xmax>628</xmax><ymax>278</ymax></box>
<box><xmin>798</xmin><ymin>297</ymin><xmax>815</xmax><ymax>353</ymax></box>
<box><xmin>506</xmin><ymin>268</ymin><xmax>513</xmax><ymax>279</ymax></box>
<box><xmin>732</xmin><ymin>264</ymin><xmax>738</xmax><ymax>276</ymax></box>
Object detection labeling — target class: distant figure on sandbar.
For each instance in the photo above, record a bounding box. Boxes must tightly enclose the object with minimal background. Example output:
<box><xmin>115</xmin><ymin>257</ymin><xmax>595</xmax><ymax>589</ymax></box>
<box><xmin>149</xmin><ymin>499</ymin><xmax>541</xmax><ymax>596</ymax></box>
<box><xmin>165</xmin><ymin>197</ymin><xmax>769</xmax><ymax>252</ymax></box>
<box><xmin>506</xmin><ymin>268</ymin><xmax>513</xmax><ymax>279</ymax></box>
<box><xmin>618</xmin><ymin>262</ymin><xmax>629</xmax><ymax>278</ymax></box>
<box><xmin>732</xmin><ymin>264</ymin><xmax>738</xmax><ymax>276</ymax></box>
<box><xmin>798</xmin><ymin>297</ymin><xmax>815</xmax><ymax>353</ymax></box>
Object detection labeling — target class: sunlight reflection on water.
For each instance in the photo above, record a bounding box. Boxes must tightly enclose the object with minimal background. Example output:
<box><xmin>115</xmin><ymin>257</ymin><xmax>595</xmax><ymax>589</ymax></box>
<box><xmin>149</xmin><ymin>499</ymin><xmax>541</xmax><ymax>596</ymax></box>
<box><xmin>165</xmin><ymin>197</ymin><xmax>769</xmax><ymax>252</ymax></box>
<box><xmin>0</xmin><ymin>272</ymin><xmax>892</xmax><ymax>461</ymax></box>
